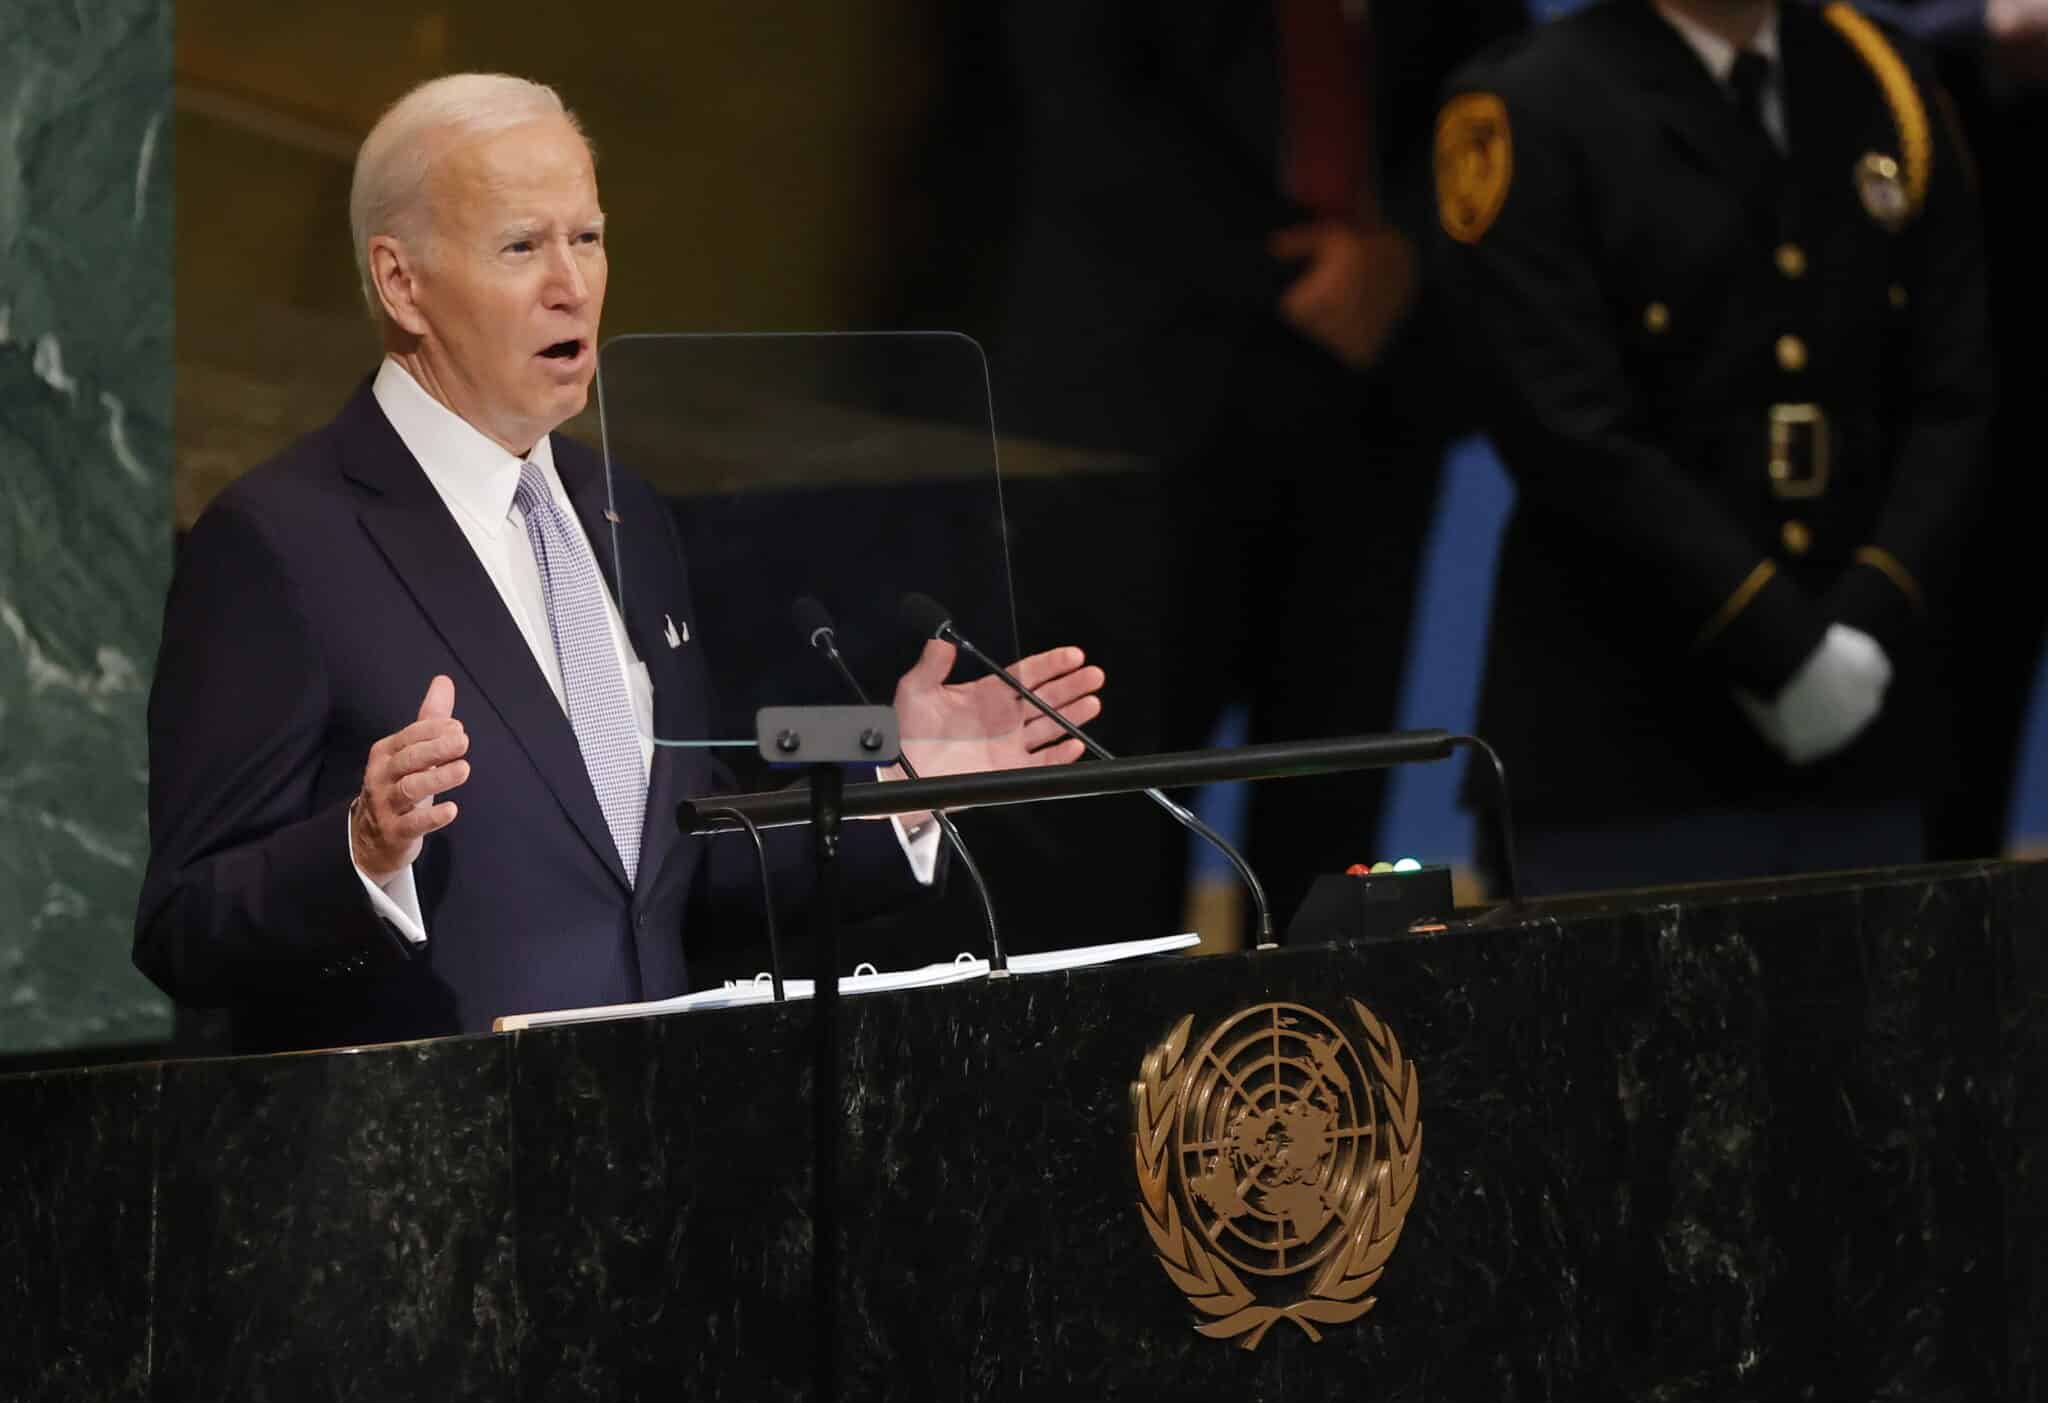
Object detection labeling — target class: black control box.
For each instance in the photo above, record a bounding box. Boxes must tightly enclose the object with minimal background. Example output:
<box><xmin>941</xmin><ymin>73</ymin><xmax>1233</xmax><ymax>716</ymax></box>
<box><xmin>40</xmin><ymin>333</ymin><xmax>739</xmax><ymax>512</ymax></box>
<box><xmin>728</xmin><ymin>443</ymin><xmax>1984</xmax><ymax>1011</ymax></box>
<box><xmin>1284</xmin><ymin>864</ymin><xmax>1456</xmax><ymax>946</ymax></box>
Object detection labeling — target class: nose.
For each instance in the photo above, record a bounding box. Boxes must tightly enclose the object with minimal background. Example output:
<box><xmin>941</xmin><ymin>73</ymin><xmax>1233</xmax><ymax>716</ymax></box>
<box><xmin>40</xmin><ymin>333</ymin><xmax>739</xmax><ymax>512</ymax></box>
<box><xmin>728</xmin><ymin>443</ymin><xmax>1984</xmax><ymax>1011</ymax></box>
<box><xmin>543</xmin><ymin>238</ymin><xmax>589</xmax><ymax>309</ymax></box>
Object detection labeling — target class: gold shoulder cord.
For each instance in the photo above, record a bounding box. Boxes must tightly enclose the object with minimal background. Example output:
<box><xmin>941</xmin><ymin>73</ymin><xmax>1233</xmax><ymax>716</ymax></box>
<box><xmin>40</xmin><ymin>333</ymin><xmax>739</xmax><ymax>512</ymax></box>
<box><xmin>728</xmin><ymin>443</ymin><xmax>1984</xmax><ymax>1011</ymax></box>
<box><xmin>1822</xmin><ymin>3</ymin><xmax>1933</xmax><ymax>218</ymax></box>
<box><xmin>1854</xmin><ymin>545</ymin><xmax>1926</xmax><ymax>615</ymax></box>
<box><xmin>1694</xmin><ymin>561</ymin><xmax>1779</xmax><ymax>651</ymax></box>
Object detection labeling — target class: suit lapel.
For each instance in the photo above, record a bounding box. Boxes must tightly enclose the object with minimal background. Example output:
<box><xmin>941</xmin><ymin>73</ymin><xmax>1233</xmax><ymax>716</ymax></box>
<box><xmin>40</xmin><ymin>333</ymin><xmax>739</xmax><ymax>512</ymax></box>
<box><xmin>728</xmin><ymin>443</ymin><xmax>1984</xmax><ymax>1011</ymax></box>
<box><xmin>336</xmin><ymin>385</ymin><xmax>631</xmax><ymax>891</ymax></box>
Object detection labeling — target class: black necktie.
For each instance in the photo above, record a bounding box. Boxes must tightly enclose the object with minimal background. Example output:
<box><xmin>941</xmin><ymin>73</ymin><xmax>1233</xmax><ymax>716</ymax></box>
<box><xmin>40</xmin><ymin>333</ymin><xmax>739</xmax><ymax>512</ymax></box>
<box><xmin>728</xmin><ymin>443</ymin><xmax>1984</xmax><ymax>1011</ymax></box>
<box><xmin>1728</xmin><ymin>49</ymin><xmax>1778</xmax><ymax>152</ymax></box>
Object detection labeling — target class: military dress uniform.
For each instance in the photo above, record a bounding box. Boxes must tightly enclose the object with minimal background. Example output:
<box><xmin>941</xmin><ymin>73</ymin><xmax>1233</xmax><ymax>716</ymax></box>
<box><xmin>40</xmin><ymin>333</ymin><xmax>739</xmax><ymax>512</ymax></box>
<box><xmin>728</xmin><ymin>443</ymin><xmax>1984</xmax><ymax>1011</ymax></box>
<box><xmin>1432</xmin><ymin>0</ymin><xmax>1992</xmax><ymax>890</ymax></box>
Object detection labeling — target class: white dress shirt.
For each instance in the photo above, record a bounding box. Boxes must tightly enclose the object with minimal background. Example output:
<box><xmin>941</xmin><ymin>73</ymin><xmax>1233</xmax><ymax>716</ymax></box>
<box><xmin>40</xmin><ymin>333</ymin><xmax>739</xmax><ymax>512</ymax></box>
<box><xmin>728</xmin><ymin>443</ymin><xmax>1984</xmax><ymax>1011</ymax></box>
<box><xmin>1654</xmin><ymin>1</ymin><xmax>1787</xmax><ymax>151</ymax></box>
<box><xmin>354</xmin><ymin>357</ymin><xmax>936</xmax><ymax>945</ymax></box>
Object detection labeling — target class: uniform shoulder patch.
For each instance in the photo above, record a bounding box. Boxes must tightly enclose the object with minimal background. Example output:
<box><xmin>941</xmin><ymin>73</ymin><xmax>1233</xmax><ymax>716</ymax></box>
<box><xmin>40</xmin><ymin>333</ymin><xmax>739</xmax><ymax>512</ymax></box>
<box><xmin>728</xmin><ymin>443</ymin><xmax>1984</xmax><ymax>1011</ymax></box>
<box><xmin>1435</xmin><ymin>92</ymin><xmax>1513</xmax><ymax>246</ymax></box>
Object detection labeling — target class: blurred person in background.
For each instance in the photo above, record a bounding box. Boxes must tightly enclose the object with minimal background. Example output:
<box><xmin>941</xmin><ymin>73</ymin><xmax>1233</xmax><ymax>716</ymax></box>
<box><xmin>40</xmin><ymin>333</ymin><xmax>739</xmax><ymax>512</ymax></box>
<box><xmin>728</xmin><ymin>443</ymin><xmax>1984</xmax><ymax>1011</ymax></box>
<box><xmin>980</xmin><ymin>0</ymin><xmax>1524</xmax><ymax>933</ymax></box>
<box><xmin>1434</xmin><ymin>0</ymin><xmax>1994</xmax><ymax>893</ymax></box>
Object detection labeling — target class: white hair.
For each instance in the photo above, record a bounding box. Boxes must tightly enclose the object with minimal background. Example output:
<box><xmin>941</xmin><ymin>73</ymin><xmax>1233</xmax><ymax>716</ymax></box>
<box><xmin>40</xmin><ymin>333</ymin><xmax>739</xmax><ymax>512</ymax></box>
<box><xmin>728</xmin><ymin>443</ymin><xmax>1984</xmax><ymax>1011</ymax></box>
<box><xmin>348</xmin><ymin>73</ymin><xmax>585</xmax><ymax>319</ymax></box>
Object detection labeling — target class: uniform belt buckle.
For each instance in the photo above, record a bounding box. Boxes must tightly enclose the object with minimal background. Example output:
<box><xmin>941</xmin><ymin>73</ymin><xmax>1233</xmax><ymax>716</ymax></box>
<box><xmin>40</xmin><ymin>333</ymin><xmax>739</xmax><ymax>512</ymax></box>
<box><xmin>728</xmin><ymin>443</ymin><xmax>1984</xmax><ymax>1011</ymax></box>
<box><xmin>1768</xmin><ymin>403</ymin><xmax>1829</xmax><ymax>500</ymax></box>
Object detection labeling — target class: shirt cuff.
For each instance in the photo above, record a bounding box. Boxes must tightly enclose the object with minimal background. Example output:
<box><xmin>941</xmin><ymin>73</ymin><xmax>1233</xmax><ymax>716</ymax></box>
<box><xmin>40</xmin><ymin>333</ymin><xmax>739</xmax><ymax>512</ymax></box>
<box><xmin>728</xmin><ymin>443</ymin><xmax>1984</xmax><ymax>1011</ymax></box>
<box><xmin>349</xmin><ymin>808</ymin><xmax>428</xmax><ymax>944</ymax></box>
<box><xmin>889</xmin><ymin>814</ymin><xmax>942</xmax><ymax>886</ymax></box>
<box><xmin>875</xmin><ymin>764</ymin><xmax>942</xmax><ymax>885</ymax></box>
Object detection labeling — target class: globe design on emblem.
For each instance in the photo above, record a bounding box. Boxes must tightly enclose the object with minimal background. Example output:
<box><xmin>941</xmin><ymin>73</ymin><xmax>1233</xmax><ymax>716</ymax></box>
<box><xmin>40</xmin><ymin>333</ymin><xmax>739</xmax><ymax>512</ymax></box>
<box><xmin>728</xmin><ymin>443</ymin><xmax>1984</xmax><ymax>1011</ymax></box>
<box><xmin>1172</xmin><ymin>1002</ymin><xmax>1377</xmax><ymax>1277</ymax></box>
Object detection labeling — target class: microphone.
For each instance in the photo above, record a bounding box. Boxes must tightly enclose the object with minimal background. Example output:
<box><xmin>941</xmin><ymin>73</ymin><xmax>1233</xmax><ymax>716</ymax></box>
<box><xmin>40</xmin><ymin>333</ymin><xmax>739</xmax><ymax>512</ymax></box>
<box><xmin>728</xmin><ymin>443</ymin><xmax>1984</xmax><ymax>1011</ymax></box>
<box><xmin>898</xmin><ymin>592</ymin><xmax>1277</xmax><ymax>946</ymax></box>
<box><xmin>792</xmin><ymin>596</ymin><xmax>1010</xmax><ymax>973</ymax></box>
<box><xmin>792</xmin><ymin>594</ymin><xmax>835</xmax><ymax>653</ymax></box>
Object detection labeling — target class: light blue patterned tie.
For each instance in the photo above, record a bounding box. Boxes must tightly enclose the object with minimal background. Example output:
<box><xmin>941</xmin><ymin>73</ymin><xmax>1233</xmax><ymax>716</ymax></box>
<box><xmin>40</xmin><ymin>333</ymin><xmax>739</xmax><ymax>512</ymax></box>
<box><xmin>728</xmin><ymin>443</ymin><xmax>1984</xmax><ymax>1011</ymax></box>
<box><xmin>515</xmin><ymin>461</ymin><xmax>646</xmax><ymax>885</ymax></box>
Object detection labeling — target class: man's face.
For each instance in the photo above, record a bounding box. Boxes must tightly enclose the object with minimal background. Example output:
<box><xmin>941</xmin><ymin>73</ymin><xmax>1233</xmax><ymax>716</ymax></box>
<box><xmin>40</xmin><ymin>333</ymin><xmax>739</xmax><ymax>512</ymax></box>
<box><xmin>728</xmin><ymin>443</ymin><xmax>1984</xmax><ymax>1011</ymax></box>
<box><xmin>409</xmin><ymin>115</ymin><xmax>607</xmax><ymax>454</ymax></box>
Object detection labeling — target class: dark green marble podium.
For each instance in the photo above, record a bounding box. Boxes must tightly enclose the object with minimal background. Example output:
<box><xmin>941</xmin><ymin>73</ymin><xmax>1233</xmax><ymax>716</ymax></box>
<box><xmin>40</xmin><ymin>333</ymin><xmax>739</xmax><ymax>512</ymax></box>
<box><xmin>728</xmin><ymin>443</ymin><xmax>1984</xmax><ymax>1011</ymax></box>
<box><xmin>4</xmin><ymin>861</ymin><xmax>2043</xmax><ymax>1401</ymax></box>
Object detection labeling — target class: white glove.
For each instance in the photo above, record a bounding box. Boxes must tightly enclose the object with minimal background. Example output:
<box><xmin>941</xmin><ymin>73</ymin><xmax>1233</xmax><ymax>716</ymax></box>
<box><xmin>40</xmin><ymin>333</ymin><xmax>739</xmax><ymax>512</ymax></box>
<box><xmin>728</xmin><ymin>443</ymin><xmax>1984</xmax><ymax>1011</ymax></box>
<box><xmin>1735</xmin><ymin>623</ymin><xmax>1892</xmax><ymax>766</ymax></box>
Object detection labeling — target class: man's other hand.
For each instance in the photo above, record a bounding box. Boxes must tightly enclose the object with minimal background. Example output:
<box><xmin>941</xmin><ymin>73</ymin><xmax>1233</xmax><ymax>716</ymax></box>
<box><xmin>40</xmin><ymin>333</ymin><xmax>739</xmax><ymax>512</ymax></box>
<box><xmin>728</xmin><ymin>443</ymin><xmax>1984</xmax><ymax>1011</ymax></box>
<box><xmin>352</xmin><ymin>674</ymin><xmax>470</xmax><ymax>882</ymax></box>
<box><xmin>1735</xmin><ymin>624</ymin><xmax>1892</xmax><ymax>766</ymax></box>
<box><xmin>889</xmin><ymin>640</ymin><xmax>1103</xmax><ymax>786</ymax></box>
<box><xmin>1270</xmin><ymin>220</ymin><xmax>1418</xmax><ymax>370</ymax></box>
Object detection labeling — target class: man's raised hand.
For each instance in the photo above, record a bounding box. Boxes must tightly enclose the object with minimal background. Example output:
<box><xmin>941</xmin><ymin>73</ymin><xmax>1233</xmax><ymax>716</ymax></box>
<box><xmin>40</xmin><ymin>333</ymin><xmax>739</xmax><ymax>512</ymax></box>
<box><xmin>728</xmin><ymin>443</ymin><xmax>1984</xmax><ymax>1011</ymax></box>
<box><xmin>351</xmin><ymin>674</ymin><xmax>470</xmax><ymax>883</ymax></box>
<box><xmin>890</xmin><ymin>639</ymin><xmax>1104</xmax><ymax>780</ymax></box>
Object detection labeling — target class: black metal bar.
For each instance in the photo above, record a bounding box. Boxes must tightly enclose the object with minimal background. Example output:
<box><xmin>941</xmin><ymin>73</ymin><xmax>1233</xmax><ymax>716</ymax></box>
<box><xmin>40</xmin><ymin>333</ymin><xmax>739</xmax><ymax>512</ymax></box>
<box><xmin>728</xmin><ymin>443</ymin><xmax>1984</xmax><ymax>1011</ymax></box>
<box><xmin>679</xmin><ymin>730</ymin><xmax>1457</xmax><ymax>835</ymax></box>
<box><xmin>1450</xmin><ymin>734</ymin><xmax>1523</xmax><ymax>908</ymax></box>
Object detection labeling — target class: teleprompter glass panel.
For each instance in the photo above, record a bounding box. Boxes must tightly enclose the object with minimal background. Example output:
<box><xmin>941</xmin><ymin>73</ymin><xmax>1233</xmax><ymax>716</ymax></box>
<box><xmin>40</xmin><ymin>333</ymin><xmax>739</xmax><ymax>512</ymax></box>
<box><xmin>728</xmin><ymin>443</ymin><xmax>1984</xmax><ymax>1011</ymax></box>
<box><xmin>593</xmin><ymin>331</ymin><xmax>1021</xmax><ymax>781</ymax></box>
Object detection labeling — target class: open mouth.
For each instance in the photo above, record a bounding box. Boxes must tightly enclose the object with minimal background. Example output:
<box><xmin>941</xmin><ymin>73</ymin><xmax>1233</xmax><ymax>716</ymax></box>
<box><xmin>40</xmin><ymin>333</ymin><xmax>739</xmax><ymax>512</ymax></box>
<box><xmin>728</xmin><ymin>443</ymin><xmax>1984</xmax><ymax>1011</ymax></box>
<box><xmin>538</xmin><ymin>339</ymin><xmax>584</xmax><ymax>361</ymax></box>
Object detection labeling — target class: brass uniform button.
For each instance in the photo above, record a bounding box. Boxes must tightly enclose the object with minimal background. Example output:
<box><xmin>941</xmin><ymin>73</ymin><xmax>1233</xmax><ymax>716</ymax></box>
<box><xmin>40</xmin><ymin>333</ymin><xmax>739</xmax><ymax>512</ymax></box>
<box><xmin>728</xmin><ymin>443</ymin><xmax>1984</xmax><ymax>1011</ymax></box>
<box><xmin>1644</xmin><ymin>301</ymin><xmax>1671</xmax><ymax>334</ymax></box>
<box><xmin>1781</xmin><ymin>520</ymin><xmax>1813</xmax><ymax>556</ymax></box>
<box><xmin>1775</xmin><ymin>243</ymin><xmax>1807</xmax><ymax>279</ymax></box>
<box><xmin>1889</xmin><ymin>284</ymin><xmax>1909</xmax><ymax>310</ymax></box>
<box><xmin>1775</xmin><ymin>334</ymin><xmax>1807</xmax><ymax>372</ymax></box>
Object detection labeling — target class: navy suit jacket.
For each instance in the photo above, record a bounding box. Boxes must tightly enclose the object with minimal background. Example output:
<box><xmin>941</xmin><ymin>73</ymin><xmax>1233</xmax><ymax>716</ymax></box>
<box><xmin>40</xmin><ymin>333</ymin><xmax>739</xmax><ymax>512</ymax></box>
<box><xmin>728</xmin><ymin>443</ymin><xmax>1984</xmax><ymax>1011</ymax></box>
<box><xmin>136</xmin><ymin>381</ymin><xmax>923</xmax><ymax>1053</ymax></box>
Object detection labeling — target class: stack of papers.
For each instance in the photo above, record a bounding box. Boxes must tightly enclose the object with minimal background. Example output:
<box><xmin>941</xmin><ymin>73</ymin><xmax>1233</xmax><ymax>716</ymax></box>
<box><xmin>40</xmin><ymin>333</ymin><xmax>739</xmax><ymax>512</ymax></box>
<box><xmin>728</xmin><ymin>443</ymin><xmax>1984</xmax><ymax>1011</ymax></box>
<box><xmin>494</xmin><ymin>982</ymin><xmax>774</xmax><ymax>1031</ymax></box>
<box><xmin>492</xmin><ymin>932</ymin><xmax>1201</xmax><ymax>1033</ymax></box>
<box><xmin>1007</xmin><ymin>931</ymin><xmax>1199</xmax><ymax>974</ymax></box>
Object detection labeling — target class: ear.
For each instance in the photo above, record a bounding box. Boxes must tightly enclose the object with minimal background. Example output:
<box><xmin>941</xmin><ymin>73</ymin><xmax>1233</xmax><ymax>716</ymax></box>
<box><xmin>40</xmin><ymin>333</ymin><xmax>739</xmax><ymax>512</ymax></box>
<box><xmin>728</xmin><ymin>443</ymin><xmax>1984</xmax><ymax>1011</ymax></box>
<box><xmin>369</xmin><ymin>234</ymin><xmax>431</xmax><ymax>339</ymax></box>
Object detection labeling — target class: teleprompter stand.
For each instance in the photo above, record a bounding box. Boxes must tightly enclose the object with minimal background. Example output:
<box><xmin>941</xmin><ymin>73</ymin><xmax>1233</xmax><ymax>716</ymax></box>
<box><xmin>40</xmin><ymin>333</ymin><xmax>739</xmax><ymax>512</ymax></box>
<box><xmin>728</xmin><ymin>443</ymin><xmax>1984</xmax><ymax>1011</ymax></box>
<box><xmin>749</xmin><ymin>704</ymin><xmax>900</xmax><ymax>1403</ymax></box>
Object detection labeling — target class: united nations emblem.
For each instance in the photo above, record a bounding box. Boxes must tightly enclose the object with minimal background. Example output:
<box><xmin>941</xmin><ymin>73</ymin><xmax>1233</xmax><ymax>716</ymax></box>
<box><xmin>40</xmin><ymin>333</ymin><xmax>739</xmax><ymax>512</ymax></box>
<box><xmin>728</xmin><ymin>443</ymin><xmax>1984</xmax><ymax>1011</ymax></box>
<box><xmin>1131</xmin><ymin>999</ymin><xmax>1421</xmax><ymax>1350</ymax></box>
<box><xmin>1855</xmin><ymin>151</ymin><xmax>1910</xmax><ymax>232</ymax></box>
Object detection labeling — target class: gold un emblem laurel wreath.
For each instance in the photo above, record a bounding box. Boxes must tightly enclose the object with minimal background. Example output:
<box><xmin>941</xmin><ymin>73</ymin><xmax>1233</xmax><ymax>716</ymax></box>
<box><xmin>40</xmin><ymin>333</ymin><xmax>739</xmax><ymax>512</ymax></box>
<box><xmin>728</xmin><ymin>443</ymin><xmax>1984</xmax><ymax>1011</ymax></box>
<box><xmin>1132</xmin><ymin>1000</ymin><xmax>1421</xmax><ymax>1350</ymax></box>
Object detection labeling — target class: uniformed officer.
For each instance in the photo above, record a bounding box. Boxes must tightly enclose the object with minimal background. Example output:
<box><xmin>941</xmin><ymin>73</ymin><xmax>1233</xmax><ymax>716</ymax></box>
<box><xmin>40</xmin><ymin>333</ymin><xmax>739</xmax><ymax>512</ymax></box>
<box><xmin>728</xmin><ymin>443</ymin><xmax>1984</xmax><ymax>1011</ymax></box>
<box><xmin>1432</xmin><ymin>0</ymin><xmax>1994</xmax><ymax>893</ymax></box>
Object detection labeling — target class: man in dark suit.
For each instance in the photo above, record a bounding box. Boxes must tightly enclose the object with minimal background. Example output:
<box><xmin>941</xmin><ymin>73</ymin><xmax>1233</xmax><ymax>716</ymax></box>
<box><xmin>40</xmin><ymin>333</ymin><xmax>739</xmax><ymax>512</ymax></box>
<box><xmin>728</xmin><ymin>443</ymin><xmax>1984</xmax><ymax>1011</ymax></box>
<box><xmin>984</xmin><ymin>0</ymin><xmax>1525</xmax><ymax>933</ymax></box>
<box><xmin>1433</xmin><ymin>0</ymin><xmax>1994</xmax><ymax>892</ymax></box>
<box><xmin>135</xmin><ymin>74</ymin><xmax>1103</xmax><ymax>1053</ymax></box>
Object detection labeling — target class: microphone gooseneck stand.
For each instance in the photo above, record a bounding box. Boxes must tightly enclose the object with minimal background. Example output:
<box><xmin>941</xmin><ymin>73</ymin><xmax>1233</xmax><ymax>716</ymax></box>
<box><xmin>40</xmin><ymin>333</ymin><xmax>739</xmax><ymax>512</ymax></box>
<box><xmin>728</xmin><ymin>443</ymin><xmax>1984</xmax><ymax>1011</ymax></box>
<box><xmin>897</xmin><ymin>592</ymin><xmax>1279</xmax><ymax>946</ymax></box>
<box><xmin>697</xmin><ymin>803</ymin><xmax>786</xmax><ymax>1001</ymax></box>
<box><xmin>792</xmin><ymin>597</ymin><xmax>1009</xmax><ymax>973</ymax></box>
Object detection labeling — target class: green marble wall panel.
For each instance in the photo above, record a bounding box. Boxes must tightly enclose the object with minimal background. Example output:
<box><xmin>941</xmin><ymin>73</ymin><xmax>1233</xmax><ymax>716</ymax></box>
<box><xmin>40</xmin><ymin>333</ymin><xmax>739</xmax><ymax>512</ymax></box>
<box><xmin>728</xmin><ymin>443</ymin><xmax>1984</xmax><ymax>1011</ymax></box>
<box><xmin>0</xmin><ymin>0</ymin><xmax>172</xmax><ymax>1052</ymax></box>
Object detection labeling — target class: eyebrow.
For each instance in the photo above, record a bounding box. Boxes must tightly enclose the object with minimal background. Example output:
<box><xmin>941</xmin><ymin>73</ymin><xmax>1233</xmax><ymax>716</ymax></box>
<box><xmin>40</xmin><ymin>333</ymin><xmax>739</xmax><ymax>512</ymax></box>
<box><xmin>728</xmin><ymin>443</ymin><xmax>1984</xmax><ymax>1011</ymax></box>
<box><xmin>494</xmin><ymin>213</ymin><xmax>607</xmax><ymax>243</ymax></box>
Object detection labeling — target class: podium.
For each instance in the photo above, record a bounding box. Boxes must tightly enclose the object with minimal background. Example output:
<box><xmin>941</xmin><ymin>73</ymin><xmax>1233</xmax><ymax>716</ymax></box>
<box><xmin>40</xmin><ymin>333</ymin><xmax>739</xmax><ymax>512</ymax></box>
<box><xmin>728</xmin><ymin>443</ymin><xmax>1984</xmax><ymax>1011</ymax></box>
<box><xmin>5</xmin><ymin>860</ymin><xmax>2043</xmax><ymax>1400</ymax></box>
